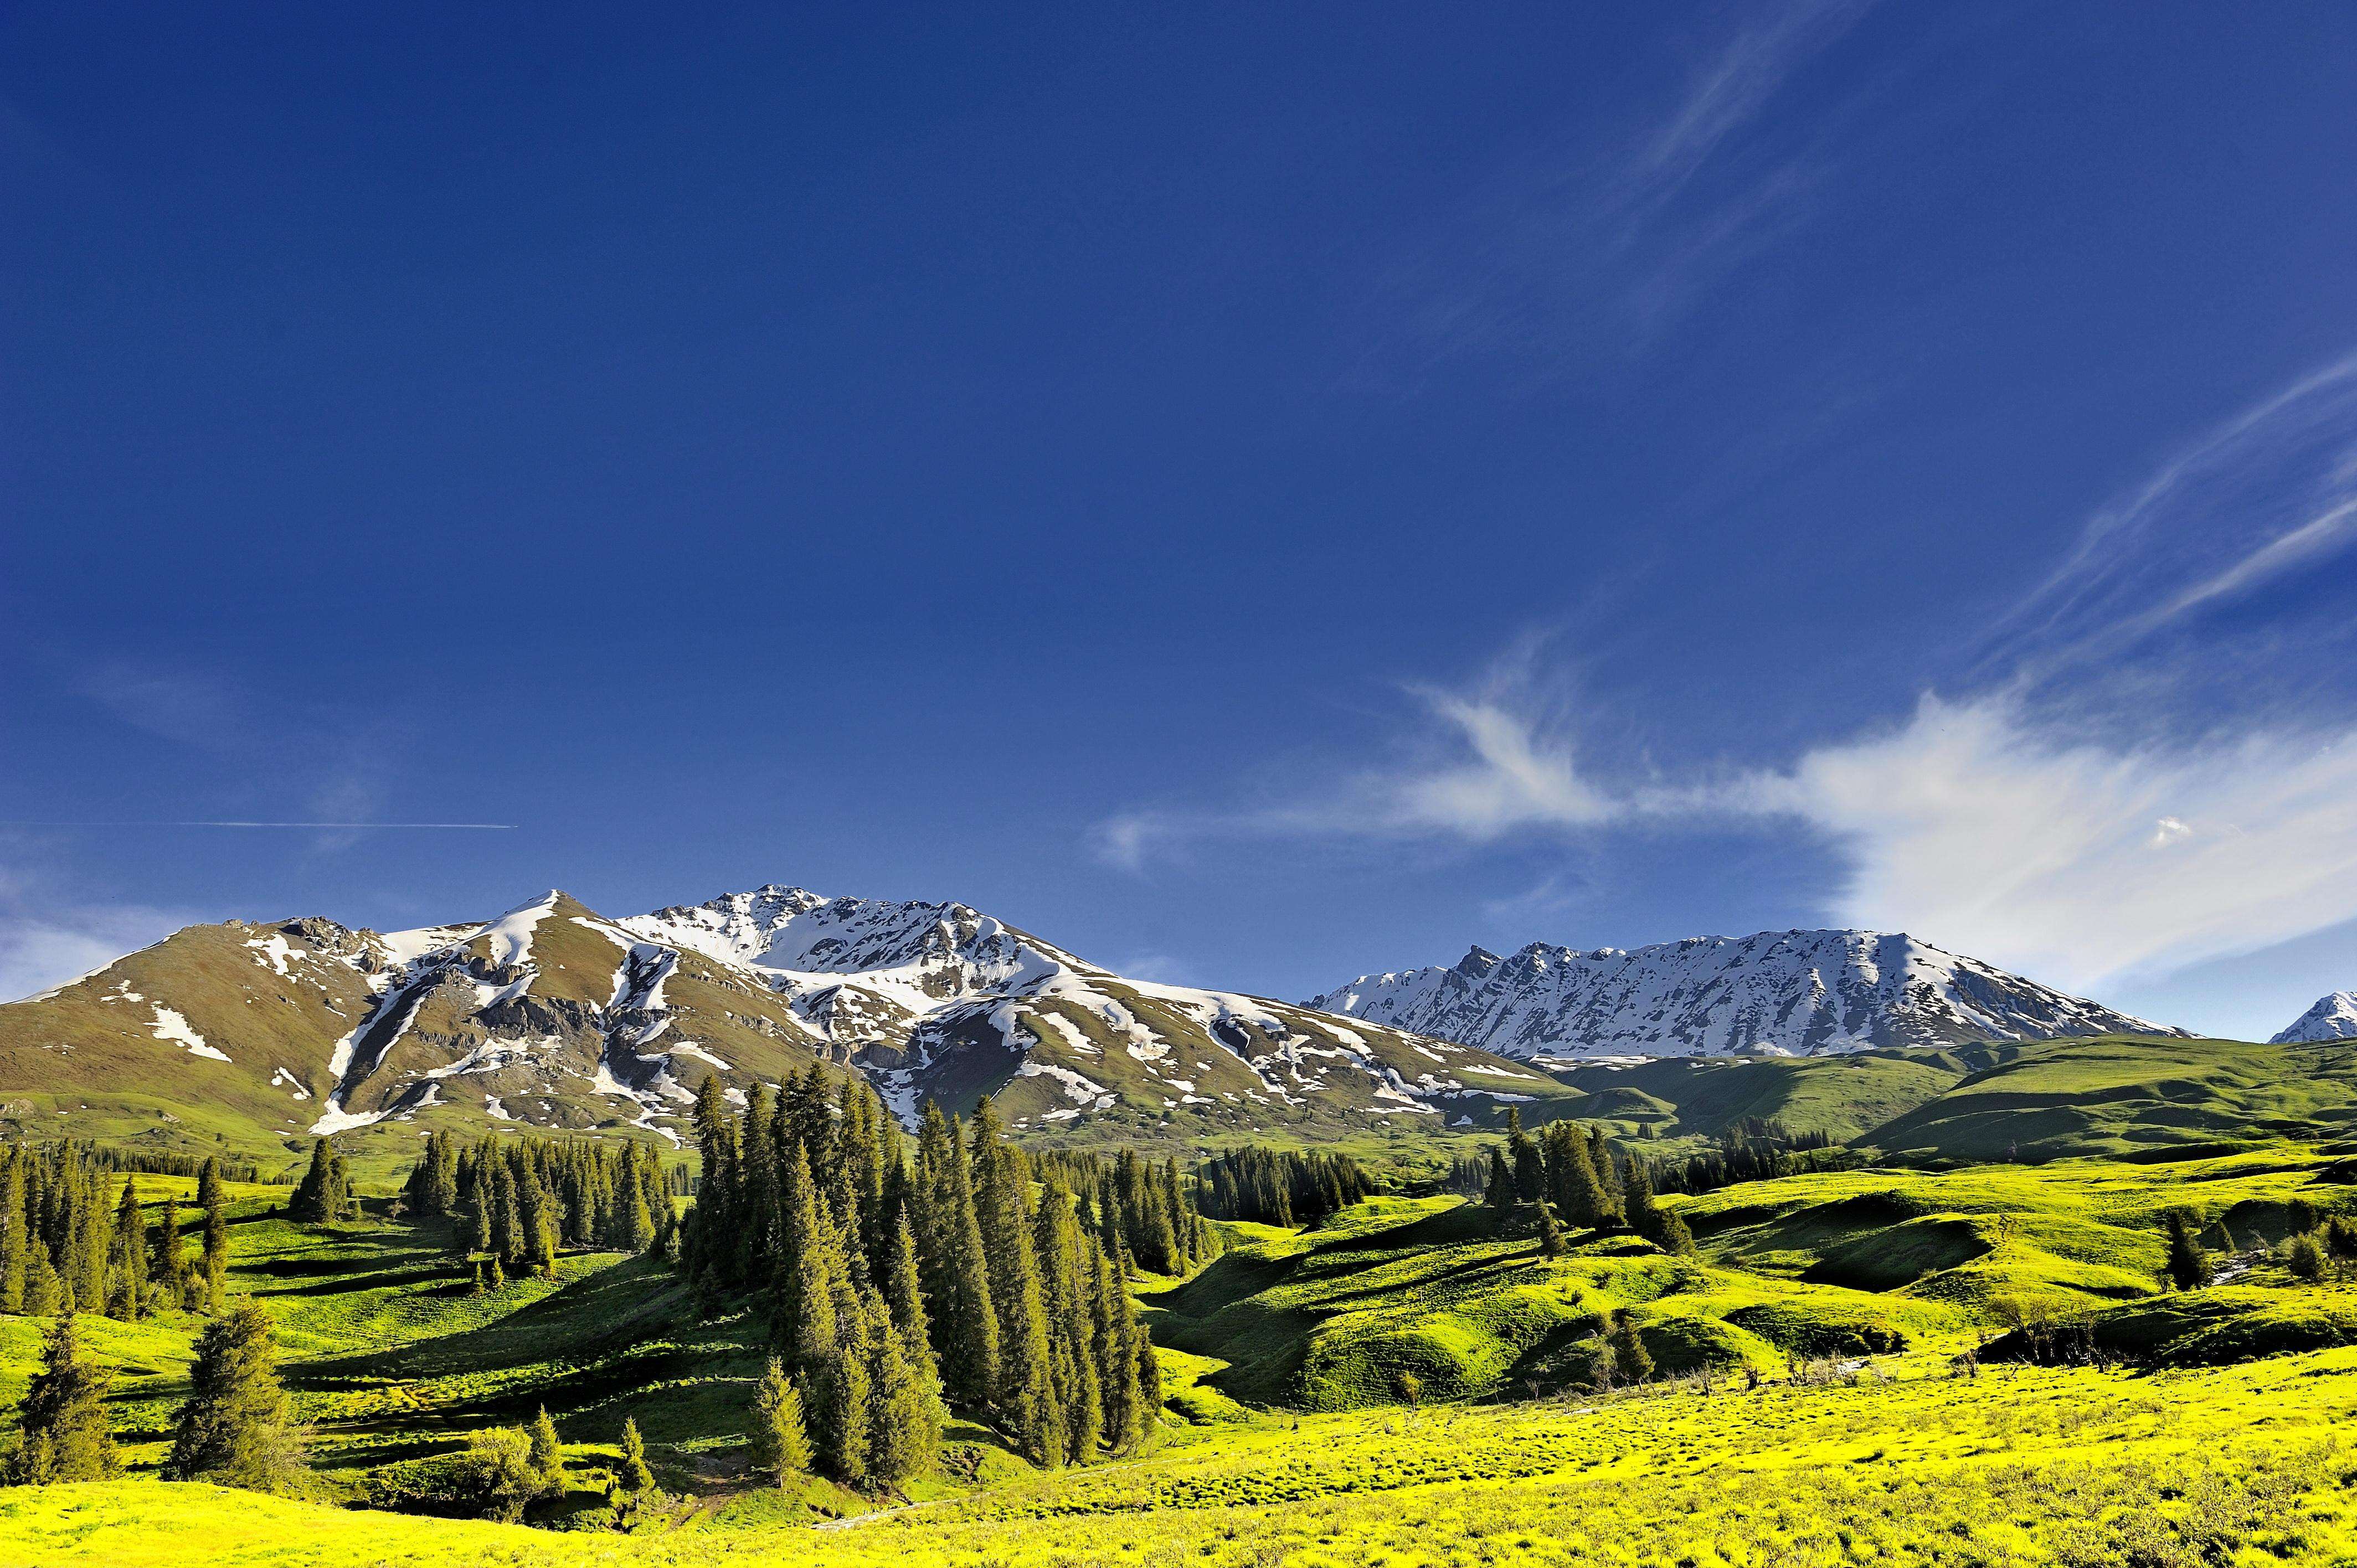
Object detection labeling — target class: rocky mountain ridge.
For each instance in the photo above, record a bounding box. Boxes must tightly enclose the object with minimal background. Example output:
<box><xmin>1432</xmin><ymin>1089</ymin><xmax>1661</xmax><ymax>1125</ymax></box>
<box><xmin>1311</xmin><ymin>928</ymin><xmax>2183</xmax><ymax>1060</ymax></box>
<box><xmin>0</xmin><ymin>885</ymin><xmax>1560</xmax><ymax>1164</ymax></box>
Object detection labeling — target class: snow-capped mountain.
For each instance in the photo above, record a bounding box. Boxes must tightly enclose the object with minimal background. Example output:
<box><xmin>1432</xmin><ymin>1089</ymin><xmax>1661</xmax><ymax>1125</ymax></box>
<box><xmin>2272</xmin><ymin>992</ymin><xmax>2357</xmax><ymax>1044</ymax></box>
<box><xmin>0</xmin><ymin>885</ymin><xmax>1558</xmax><ymax>1165</ymax></box>
<box><xmin>1310</xmin><ymin>929</ymin><xmax>2183</xmax><ymax>1060</ymax></box>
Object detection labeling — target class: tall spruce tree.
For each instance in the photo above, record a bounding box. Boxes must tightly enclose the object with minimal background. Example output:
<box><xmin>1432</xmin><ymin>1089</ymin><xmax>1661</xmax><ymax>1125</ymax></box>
<box><xmin>153</xmin><ymin>1193</ymin><xmax>186</xmax><ymax>1306</ymax></box>
<box><xmin>864</xmin><ymin>1311</ymin><xmax>937</xmax><ymax>1488</ymax></box>
<box><xmin>200</xmin><ymin>1170</ymin><xmax>229</xmax><ymax>1313</ymax></box>
<box><xmin>165</xmin><ymin>1303</ymin><xmax>306</xmax><ymax>1493</ymax></box>
<box><xmin>1</xmin><ymin>1153</ymin><xmax>26</xmax><ymax>1313</ymax></box>
<box><xmin>287</xmin><ymin>1138</ymin><xmax>346</xmax><ymax>1225</ymax></box>
<box><xmin>748</xmin><ymin>1356</ymin><xmax>811</xmax><ymax>1484</ymax></box>
<box><xmin>617</xmin><ymin>1415</ymin><xmax>656</xmax><ymax>1497</ymax></box>
<box><xmin>971</xmin><ymin>1101</ymin><xmax>1057</xmax><ymax>1465</ymax></box>
<box><xmin>919</xmin><ymin>1106</ymin><xmax>997</xmax><ymax>1411</ymax></box>
<box><xmin>2</xmin><ymin>1314</ymin><xmax>119</xmax><ymax>1483</ymax></box>
<box><xmin>1485</xmin><ymin>1147</ymin><xmax>1515</xmax><ymax>1210</ymax></box>
<box><xmin>1507</xmin><ymin>1109</ymin><xmax>1545</xmax><ymax>1202</ymax></box>
<box><xmin>109</xmin><ymin>1180</ymin><xmax>146</xmax><ymax>1321</ymax></box>
<box><xmin>527</xmin><ymin>1406</ymin><xmax>565</xmax><ymax>1490</ymax></box>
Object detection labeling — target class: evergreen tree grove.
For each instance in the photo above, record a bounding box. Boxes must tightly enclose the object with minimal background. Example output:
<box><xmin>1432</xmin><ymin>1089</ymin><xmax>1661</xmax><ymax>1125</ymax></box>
<box><xmin>661</xmin><ymin>1072</ymin><xmax>1179</xmax><ymax>1488</ymax></box>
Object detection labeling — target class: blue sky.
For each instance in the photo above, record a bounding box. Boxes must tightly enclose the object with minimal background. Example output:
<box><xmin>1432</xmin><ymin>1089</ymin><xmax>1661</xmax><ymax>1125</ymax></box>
<box><xmin>4</xmin><ymin>2</ymin><xmax>2356</xmax><ymax>1038</ymax></box>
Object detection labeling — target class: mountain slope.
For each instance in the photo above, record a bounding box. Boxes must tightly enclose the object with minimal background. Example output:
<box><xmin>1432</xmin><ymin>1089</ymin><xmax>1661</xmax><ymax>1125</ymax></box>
<box><xmin>2272</xmin><ymin>992</ymin><xmax>2357</xmax><ymax>1044</ymax></box>
<box><xmin>1311</xmin><ymin>929</ymin><xmax>2183</xmax><ymax>1060</ymax></box>
<box><xmin>0</xmin><ymin>885</ymin><xmax>1564</xmax><ymax>1172</ymax></box>
<box><xmin>623</xmin><ymin>886</ymin><xmax>1564</xmax><ymax>1137</ymax></box>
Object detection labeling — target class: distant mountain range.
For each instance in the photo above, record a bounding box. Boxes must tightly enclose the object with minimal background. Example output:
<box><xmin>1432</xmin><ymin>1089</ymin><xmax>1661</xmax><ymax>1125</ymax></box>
<box><xmin>0</xmin><ymin>886</ymin><xmax>1558</xmax><ymax>1165</ymax></box>
<box><xmin>1310</xmin><ymin>929</ymin><xmax>2183</xmax><ymax>1061</ymax></box>
<box><xmin>2273</xmin><ymin>992</ymin><xmax>2357</xmax><ymax>1044</ymax></box>
<box><xmin>1</xmin><ymin>886</ymin><xmax>2219</xmax><ymax>1172</ymax></box>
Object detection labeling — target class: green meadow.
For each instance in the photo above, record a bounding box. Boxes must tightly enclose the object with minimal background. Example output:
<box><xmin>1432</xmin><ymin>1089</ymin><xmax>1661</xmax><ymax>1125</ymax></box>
<box><xmin>6</xmin><ymin>1036</ymin><xmax>2357</xmax><ymax>1564</ymax></box>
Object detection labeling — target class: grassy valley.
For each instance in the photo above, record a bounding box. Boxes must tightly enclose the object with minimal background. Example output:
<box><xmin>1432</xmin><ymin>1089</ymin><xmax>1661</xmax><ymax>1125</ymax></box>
<box><xmin>3</xmin><ymin>1036</ymin><xmax>2357</xmax><ymax>1564</ymax></box>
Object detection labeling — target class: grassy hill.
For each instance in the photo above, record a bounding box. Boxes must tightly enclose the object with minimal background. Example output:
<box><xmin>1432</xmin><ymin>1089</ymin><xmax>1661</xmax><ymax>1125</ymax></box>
<box><xmin>5</xmin><ymin>1339</ymin><xmax>2354</xmax><ymax>1566</ymax></box>
<box><xmin>5</xmin><ymin>1031</ymin><xmax>2357</xmax><ymax>1565</ymax></box>
<box><xmin>1535</xmin><ymin>1034</ymin><xmax>2357</xmax><ymax>1167</ymax></box>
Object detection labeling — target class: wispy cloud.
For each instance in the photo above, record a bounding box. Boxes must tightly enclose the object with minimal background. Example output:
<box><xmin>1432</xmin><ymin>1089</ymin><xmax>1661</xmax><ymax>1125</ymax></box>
<box><xmin>1984</xmin><ymin>350</ymin><xmax>2357</xmax><ymax>686</ymax></box>
<box><xmin>1381</xmin><ymin>0</ymin><xmax>1879</xmax><ymax>368</ymax></box>
<box><xmin>1635</xmin><ymin>0</ymin><xmax>1877</xmax><ymax>203</ymax></box>
<box><xmin>0</xmin><ymin>854</ymin><xmax>202</xmax><ymax>1005</ymax></box>
<box><xmin>1098</xmin><ymin>350</ymin><xmax>2357</xmax><ymax>992</ymax></box>
<box><xmin>1092</xmin><ymin>645</ymin><xmax>1619</xmax><ymax>871</ymax></box>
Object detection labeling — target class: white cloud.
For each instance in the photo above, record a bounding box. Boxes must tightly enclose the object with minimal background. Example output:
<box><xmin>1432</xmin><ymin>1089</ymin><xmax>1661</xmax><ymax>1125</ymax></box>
<box><xmin>1736</xmin><ymin>695</ymin><xmax>2357</xmax><ymax>989</ymax></box>
<box><xmin>1098</xmin><ymin>345</ymin><xmax>2357</xmax><ymax>1000</ymax></box>
<box><xmin>0</xmin><ymin>904</ymin><xmax>187</xmax><ymax>1005</ymax></box>
<box><xmin>1097</xmin><ymin>681</ymin><xmax>2357</xmax><ymax>992</ymax></box>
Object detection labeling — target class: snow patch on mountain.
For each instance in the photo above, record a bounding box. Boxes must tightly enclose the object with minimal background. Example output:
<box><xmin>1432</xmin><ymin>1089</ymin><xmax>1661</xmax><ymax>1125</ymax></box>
<box><xmin>149</xmin><ymin>1005</ymin><xmax>229</xmax><ymax>1062</ymax></box>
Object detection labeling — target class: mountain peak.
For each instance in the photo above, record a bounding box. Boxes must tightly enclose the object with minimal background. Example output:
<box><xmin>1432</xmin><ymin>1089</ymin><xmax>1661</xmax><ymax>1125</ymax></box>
<box><xmin>2272</xmin><ymin>991</ymin><xmax>2357</xmax><ymax>1044</ymax></box>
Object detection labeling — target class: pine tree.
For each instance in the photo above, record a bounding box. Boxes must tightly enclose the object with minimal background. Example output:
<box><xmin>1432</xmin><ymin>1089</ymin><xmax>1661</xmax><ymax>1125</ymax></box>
<box><xmin>616</xmin><ymin>1415</ymin><xmax>656</xmax><ymax>1497</ymax></box>
<box><xmin>1609</xmin><ymin>1313</ymin><xmax>1653</xmax><ymax>1384</ymax></box>
<box><xmin>470</xmin><ymin>1175</ymin><xmax>495</xmax><ymax>1258</ymax></box>
<box><xmin>1485</xmin><ymin>1147</ymin><xmax>1515</xmax><ymax>1210</ymax></box>
<box><xmin>883</xmin><ymin>1205</ymin><xmax>930</xmax><ymax>1349</ymax></box>
<box><xmin>1537</xmin><ymin>1201</ymin><xmax>1566</xmax><ymax>1258</ymax></box>
<box><xmin>1507</xmin><ymin>1110</ymin><xmax>1544</xmax><ymax>1202</ymax></box>
<box><xmin>748</xmin><ymin>1356</ymin><xmax>810</xmax><ymax>1484</ymax></box>
<box><xmin>1</xmin><ymin>1153</ymin><xmax>25</xmax><ymax>1313</ymax></box>
<box><xmin>1543</xmin><ymin>1123</ymin><xmax>1610</xmax><ymax>1228</ymax></box>
<box><xmin>819</xmin><ymin>1275</ymin><xmax>873</xmax><ymax>1488</ymax></box>
<box><xmin>70</xmin><ymin>1182</ymin><xmax>107</xmax><ymax>1316</ymax></box>
<box><xmin>864</xmin><ymin>1318</ymin><xmax>938</xmax><ymax>1488</ymax></box>
<box><xmin>1623</xmin><ymin>1158</ymin><xmax>1692</xmax><ymax>1254</ymax></box>
<box><xmin>2164</xmin><ymin>1211</ymin><xmax>2213</xmax><ymax>1291</ymax></box>
<box><xmin>776</xmin><ymin>1146</ymin><xmax>832</xmax><ymax>1358</ymax></box>
<box><xmin>624</xmin><ymin>1188</ymin><xmax>656</xmax><ymax>1255</ymax></box>
<box><xmin>1588</xmin><ymin>1127</ymin><xmax>1624</xmax><ymax>1221</ymax></box>
<box><xmin>923</xmin><ymin>1108</ymin><xmax>998</xmax><ymax>1410</ymax></box>
<box><xmin>288</xmin><ymin>1139</ymin><xmax>346</xmax><ymax>1225</ymax></box>
<box><xmin>201</xmin><ymin>1168</ymin><xmax>229</xmax><ymax>1313</ymax></box>
<box><xmin>23</xmin><ymin>1241</ymin><xmax>63</xmax><ymax>1317</ymax></box>
<box><xmin>1033</xmin><ymin>1187</ymin><xmax>1101</xmax><ymax>1463</ymax></box>
<box><xmin>153</xmin><ymin>1193</ymin><xmax>186</xmax><ymax>1306</ymax></box>
<box><xmin>971</xmin><ymin>1102</ymin><xmax>1057</xmax><ymax>1465</ymax></box>
<box><xmin>165</xmin><ymin>1303</ymin><xmax>306</xmax><ymax>1492</ymax></box>
<box><xmin>1086</xmin><ymin>1241</ymin><xmax>1134</xmax><ymax>1456</ymax></box>
<box><xmin>2</xmin><ymin>1314</ymin><xmax>119</xmax><ymax>1483</ymax></box>
<box><xmin>527</xmin><ymin>1406</ymin><xmax>564</xmax><ymax>1489</ymax></box>
<box><xmin>1129</xmin><ymin>1287</ymin><xmax>1161</xmax><ymax>1448</ymax></box>
<box><xmin>109</xmin><ymin>1181</ymin><xmax>147</xmax><ymax>1321</ymax></box>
